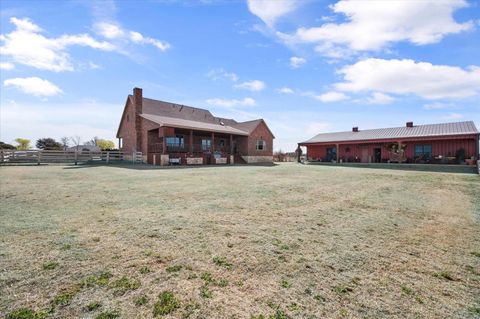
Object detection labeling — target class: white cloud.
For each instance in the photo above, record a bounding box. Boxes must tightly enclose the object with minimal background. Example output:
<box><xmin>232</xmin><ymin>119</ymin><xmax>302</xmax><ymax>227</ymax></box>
<box><xmin>96</xmin><ymin>22</ymin><xmax>125</xmax><ymax>39</ymax></box>
<box><xmin>280</xmin><ymin>0</ymin><xmax>472</xmax><ymax>56</ymax></box>
<box><xmin>335</xmin><ymin>58</ymin><xmax>480</xmax><ymax>100</ymax></box>
<box><xmin>304</xmin><ymin>91</ymin><xmax>348</xmax><ymax>103</ymax></box>
<box><xmin>442</xmin><ymin>112</ymin><xmax>463</xmax><ymax>120</ymax></box>
<box><xmin>366</xmin><ymin>92</ymin><xmax>395</xmax><ymax>105</ymax></box>
<box><xmin>0</xmin><ymin>17</ymin><xmax>115</xmax><ymax>72</ymax></box>
<box><xmin>0</xmin><ymin>62</ymin><xmax>14</xmax><ymax>70</ymax></box>
<box><xmin>247</xmin><ymin>0</ymin><xmax>301</xmax><ymax>27</ymax></box>
<box><xmin>276</xmin><ymin>87</ymin><xmax>294</xmax><ymax>94</ymax></box>
<box><xmin>3</xmin><ymin>77</ymin><xmax>62</xmax><ymax>97</ymax></box>
<box><xmin>423</xmin><ymin>102</ymin><xmax>455</xmax><ymax>110</ymax></box>
<box><xmin>205</xmin><ymin>97</ymin><xmax>256</xmax><ymax>108</ymax></box>
<box><xmin>206</xmin><ymin>68</ymin><xmax>238</xmax><ymax>82</ymax></box>
<box><xmin>234</xmin><ymin>80</ymin><xmax>265</xmax><ymax>91</ymax></box>
<box><xmin>289</xmin><ymin>56</ymin><xmax>306</xmax><ymax>68</ymax></box>
<box><xmin>94</xmin><ymin>22</ymin><xmax>170</xmax><ymax>51</ymax></box>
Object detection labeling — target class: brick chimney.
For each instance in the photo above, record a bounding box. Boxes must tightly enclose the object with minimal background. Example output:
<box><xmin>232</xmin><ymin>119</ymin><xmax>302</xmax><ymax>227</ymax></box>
<box><xmin>406</xmin><ymin>121</ymin><xmax>413</xmax><ymax>128</ymax></box>
<box><xmin>133</xmin><ymin>87</ymin><xmax>143</xmax><ymax>152</ymax></box>
<box><xmin>352</xmin><ymin>127</ymin><xmax>359</xmax><ymax>132</ymax></box>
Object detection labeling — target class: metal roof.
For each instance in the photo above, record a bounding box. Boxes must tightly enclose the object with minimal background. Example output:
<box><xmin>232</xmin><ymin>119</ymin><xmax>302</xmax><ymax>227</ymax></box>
<box><xmin>301</xmin><ymin>121</ymin><xmax>479</xmax><ymax>144</ymax></box>
<box><xmin>140</xmin><ymin>113</ymin><xmax>249</xmax><ymax>136</ymax></box>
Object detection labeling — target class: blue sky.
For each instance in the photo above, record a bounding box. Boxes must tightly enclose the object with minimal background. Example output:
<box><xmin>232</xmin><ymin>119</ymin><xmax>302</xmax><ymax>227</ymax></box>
<box><xmin>1</xmin><ymin>0</ymin><xmax>479</xmax><ymax>151</ymax></box>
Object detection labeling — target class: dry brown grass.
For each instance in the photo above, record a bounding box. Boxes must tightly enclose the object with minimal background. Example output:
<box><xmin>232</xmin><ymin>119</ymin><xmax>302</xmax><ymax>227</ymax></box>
<box><xmin>0</xmin><ymin>163</ymin><xmax>479</xmax><ymax>318</ymax></box>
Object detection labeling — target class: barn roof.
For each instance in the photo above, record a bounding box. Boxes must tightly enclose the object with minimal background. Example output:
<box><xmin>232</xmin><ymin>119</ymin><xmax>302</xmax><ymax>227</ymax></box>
<box><xmin>301</xmin><ymin>121</ymin><xmax>479</xmax><ymax>144</ymax></box>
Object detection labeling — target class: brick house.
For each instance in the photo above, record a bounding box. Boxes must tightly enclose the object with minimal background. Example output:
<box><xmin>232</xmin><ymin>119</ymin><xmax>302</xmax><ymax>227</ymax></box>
<box><xmin>299</xmin><ymin>121</ymin><xmax>479</xmax><ymax>164</ymax></box>
<box><xmin>116</xmin><ymin>88</ymin><xmax>274</xmax><ymax>165</ymax></box>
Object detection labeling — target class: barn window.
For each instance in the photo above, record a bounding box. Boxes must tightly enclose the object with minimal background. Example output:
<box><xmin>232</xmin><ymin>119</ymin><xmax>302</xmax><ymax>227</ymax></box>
<box><xmin>256</xmin><ymin>140</ymin><xmax>266</xmax><ymax>151</ymax></box>
<box><xmin>414</xmin><ymin>145</ymin><xmax>432</xmax><ymax>158</ymax></box>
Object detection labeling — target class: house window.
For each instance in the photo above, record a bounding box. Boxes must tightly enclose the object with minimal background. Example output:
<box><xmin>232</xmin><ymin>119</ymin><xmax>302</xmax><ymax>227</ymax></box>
<box><xmin>256</xmin><ymin>140</ymin><xmax>266</xmax><ymax>151</ymax></box>
<box><xmin>414</xmin><ymin>144</ymin><xmax>432</xmax><ymax>158</ymax></box>
<box><xmin>202</xmin><ymin>139</ymin><xmax>211</xmax><ymax>151</ymax></box>
<box><xmin>166</xmin><ymin>135</ymin><xmax>184</xmax><ymax>147</ymax></box>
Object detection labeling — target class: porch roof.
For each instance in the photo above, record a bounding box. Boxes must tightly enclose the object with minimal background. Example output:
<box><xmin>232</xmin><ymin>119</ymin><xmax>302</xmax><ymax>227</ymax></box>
<box><xmin>300</xmin><ymin>121</ymin><xmax>479</xmax><ymax>145</ymax></box>
<box><xmin>140</xmin><ymin>113</ymin><xmax>249</xmax><ymax>136</ymax></box>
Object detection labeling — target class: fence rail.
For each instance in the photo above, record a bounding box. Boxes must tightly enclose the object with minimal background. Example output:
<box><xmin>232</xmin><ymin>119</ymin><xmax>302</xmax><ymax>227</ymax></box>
<box><xmin>0</xmin><ymin>150</ymin><xmax>142</xmax><ymax>165</ymax></box>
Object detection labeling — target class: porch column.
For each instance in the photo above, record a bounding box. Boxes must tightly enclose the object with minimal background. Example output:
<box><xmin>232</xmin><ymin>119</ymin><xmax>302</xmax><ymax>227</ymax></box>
<box><xmin>398</xmin><ymin>140</ymin><xmax>402</xmax><ymax>163</ymax></box>
<box><xmin>230</xmin><ymin>134</ymin><xmax>233</xmax><ymax>154</ymax></box>
<box><xmin>336</xmin><ymin>143</ymin><xmax>339</xmax><ymax>163</ymax></box>
<box><xmin>162</xmin><ymin>135</ymin><xmax>166</xmax><ymax>155</ymax></box>
<box><xmin>118</xmin><ymin>138</ymin><xmax>121</xmax><ymax>149</ymax></box>
<box><xmin>190</xmin><ymin>130</ymin><xmax>193</xmax><ymax>153</ymax></box>
<box><xmin>211</xmin><ymin>132</ymin><xmax>215</xmax><ymax>152</ymax></box>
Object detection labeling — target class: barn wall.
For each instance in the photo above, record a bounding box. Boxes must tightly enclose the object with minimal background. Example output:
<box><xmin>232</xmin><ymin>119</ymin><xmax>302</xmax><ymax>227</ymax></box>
<box><xmin>306</xmin><ymin>137</ymin><xmax>478</xmax><ymax>163</ymax></box>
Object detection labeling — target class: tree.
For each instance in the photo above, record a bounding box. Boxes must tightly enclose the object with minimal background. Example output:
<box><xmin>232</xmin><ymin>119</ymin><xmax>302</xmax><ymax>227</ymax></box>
<box><xmin>60</xmin><ymin>137</ymin><xmax>70</xmax><ymax>150</ymax></box>
<box><xmin>36</xmin><ymin>138</ymin><xmax>63</xmax><ymax>150</ymax></box>
<box><xmin>15</xmin><ymin>138</ymin><xmax>31</xmax><ymax>150</ymax></box>
<box><xmin>85</xmin><ymin>136</ymin><xmax>99</xmax><ymax>146</ymax></box>
<box><xmin>96</xmin><ymin>139</ymin><xmax>115</xmax><ymax>150</ymax></box>
<box><xmin>0</xmin><ymin>141</ymin><xmax>15</xmax><ymax>149</ymax></box>
<box><xmin>70</xmin><ymin>136</ymin><xmax>81</xmax><ymax>151</ymax></box>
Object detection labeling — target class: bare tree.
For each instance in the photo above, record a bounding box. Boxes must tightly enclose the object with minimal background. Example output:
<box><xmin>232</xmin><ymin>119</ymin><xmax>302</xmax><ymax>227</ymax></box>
<box><xmin>60</xmin><ymin>136</ymin><xmax>70</xmax><ymax>150</ymax></box>
<box><xmin>71</xmin><ymin>136</ymin><xmax>81</xmax><ymax>151</ymax></box>
<box><xmin>85</xmin><ymin>136</ymin><xmax>99</xmax><ymax>146</ymax></box>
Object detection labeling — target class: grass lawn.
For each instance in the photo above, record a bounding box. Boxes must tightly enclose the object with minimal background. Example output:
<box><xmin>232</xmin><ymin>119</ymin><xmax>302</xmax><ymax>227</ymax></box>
<box><xmin>1</xmin><ymin>163</ymin><xmax>479</xmax><ymax>319</ymax></box>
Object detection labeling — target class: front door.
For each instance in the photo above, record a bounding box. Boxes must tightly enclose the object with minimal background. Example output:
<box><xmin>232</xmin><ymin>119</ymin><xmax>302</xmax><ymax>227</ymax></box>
<box><xmin>374</xmin><ymin>148</ymin><xmax>381</xmax><ymax>163</ymax></box>
<box><xmin>361</xmin><ymin>148</ymin><xmax>369</xmax><ymax>163</ymax></box>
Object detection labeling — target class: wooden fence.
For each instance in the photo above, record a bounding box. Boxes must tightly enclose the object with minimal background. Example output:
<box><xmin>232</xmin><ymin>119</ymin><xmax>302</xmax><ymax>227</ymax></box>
<box><xmin>0</xmin><ymin>150</ymin><xmax>143</xmax><ymax>165</ymax></box>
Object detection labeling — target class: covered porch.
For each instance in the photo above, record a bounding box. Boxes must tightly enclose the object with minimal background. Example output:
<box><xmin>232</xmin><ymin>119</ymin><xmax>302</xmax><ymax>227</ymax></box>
<box><xmin>147</xmin><ymin>126</ymin><xmax>247</xmax><ymax>165</ymax></box>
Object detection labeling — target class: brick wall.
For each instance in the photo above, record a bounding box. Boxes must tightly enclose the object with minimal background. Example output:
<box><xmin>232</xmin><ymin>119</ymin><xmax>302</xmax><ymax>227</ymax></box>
<box><xmin>246</xmin><ymin>121</ymin><xmax>273</xmax><ymax>156</ymax></box>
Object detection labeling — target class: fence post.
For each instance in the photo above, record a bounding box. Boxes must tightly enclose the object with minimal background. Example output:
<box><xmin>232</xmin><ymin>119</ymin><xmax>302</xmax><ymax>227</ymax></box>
<box><xmin>74</xmin><ymin>151</ymin><xmax>78</xmax><ymax>165</ymax></box>
<box><xmin>37</xmin><ymin>151</ymin><xmax>41</xmax><ymax>165</ymax></box>
<box><xmin>132</xmin><ymin>151</ymin><xmax>135</xmax><ymax>164</ymax></box>
<box><xmin>0</xmin><ymin>151</ymin><xmax>3</xmax><ymax>164</ymax></box>
<box><xmin>106</xmin><ymin>151</ymin><xmax>110</xmax><ymax>164</ymax></box>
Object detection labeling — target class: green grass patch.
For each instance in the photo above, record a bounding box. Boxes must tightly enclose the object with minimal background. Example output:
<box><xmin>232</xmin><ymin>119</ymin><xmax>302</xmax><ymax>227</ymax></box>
<box><xmin>111</xmin><ymin>276</ymin><xmax>141</xmax><ymax>295</ymax></box>
<box><xmin>280</xmin><ymin>280</ymin><xmax>291</xmax><ymax>288</ymax></box>
<box><xmin>433</xmin><ymin>271</ymin><xmax>454</xmax><ymax>281</ymax></box>
<box><xmin>213</xmin><ymin>256</ymin><xmax>232</xmax><ymax>269</ymax></box>
<box><xmin>139</xmin><ymin>266</ymin><xmax>151</xmax><ymax>274</ymax></box>
<box><xmin>86</xmin><ymin>301</ymin><xmax>102</xmax><ymax>311</ymax></box>
<box><xmin>95</xmin><ymin>310</ymin><xmax>120</xmax><ymax>319</ymax></box>
<box><xmin>80</xmin><ymin>271</ymin><xmax>113</xmax><ymax>288</ymax></box>
<box><xmin>199</xmin><ymin>286</ymin><xmax>212</xmax><ymax>299</ymax></box>
<box><xmin>6</xmin><ymin>308</ymin><xmax>48</xmax><ymax>319</ymax></box>
<box><xmin>134</xmin><ymin>295</ymin><xmax>149</xmax><ymax>306</ymax></box>
<box><xmin>166</xmin><ymin>265</ymin><xmax>182</xmax><ymax>273</ymax></box>
<box><xmin>42</xmin><ymin>261</ymin><xmax>59</xmax><ymax>270</ymax></box>
<box><xmin>153</xmin><ymin>291</ymin><xmax>180</xmax><ymax>316</ymax></box>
